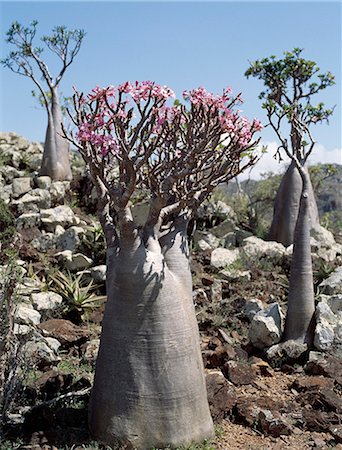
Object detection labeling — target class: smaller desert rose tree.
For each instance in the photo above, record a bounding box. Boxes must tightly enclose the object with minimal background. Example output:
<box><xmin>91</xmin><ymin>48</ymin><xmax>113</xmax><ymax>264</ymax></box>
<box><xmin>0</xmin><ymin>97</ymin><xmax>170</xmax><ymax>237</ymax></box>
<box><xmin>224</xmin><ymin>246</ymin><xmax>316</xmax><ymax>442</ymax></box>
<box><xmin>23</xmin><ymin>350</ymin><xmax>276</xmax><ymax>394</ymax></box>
<box><xmin>65</xmin><ymin>81</ymin><xmax>262</xmax><ymax>449</ymax></box>
<box><xmin>1</xmin><ymin>21</ymin><xmax>85</xmax><ymax>181</ymax></box>
<box><xmin>245</xmin><ymin>48</ymin><xmax>335</xmax><ymax>247</ymax></box>
<box><xmin>246</xmin><ymin>49</ymin><xmax>335</xmax><ymax>345</ymax></box>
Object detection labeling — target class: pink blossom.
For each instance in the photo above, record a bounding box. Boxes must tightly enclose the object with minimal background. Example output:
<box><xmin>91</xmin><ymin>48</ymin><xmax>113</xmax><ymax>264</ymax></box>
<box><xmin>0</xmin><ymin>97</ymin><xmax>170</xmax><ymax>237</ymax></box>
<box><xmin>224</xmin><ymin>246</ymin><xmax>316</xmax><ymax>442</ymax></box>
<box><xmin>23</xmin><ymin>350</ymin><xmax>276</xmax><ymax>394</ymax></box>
<box><xmin>252</xmin><ymin>118</ymin><xmax>263</xmax><ymax>131</ymax></box>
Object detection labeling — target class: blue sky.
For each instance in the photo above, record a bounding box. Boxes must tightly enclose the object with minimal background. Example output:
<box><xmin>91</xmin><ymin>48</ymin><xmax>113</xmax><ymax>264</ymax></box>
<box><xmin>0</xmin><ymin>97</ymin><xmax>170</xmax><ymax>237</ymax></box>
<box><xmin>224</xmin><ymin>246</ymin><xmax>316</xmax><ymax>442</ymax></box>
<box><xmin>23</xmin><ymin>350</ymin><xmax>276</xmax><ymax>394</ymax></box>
<box><xmin>0</xmin><ymin>1</ymin><xmax>341</xmax><ymax>176</ymax></box>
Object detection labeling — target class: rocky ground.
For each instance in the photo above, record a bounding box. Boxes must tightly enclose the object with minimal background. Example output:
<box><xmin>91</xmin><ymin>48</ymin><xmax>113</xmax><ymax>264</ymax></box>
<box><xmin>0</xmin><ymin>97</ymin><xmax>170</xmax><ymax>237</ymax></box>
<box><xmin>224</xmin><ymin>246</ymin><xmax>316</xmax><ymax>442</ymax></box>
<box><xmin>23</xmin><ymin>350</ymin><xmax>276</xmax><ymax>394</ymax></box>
<box><xmin>0</xmin><ymin>132</ymin><xmax>341</xmax><ymax>450</ymax></box>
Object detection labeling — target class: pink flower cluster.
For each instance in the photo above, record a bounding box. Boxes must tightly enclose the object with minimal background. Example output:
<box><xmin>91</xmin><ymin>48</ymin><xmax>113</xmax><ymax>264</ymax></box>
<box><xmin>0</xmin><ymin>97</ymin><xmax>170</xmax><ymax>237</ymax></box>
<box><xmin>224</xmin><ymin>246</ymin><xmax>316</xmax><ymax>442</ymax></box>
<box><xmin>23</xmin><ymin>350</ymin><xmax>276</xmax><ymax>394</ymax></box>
<box><xmin>76</xmin><ymin>122</ymin><xmax>119</xmax><ymax>157</ymax></box>
<box><xmin>74</xmin><ymin>81</ymin><xmax>263</xmax><ymax>158</ymax></box>
<box><xmin>183</xmin><ymin>86</ymin><xmax>233</xmax><ymax>109</ymax></box>
<box><xmin>118</xmin><ymin>81</ymin><xmax>175</xmax><ymax>103</ymax></box>
<box><xmin>152</xmin><ymin>104</ymin><xmax>183</xmax><ymax>134</ymax></box>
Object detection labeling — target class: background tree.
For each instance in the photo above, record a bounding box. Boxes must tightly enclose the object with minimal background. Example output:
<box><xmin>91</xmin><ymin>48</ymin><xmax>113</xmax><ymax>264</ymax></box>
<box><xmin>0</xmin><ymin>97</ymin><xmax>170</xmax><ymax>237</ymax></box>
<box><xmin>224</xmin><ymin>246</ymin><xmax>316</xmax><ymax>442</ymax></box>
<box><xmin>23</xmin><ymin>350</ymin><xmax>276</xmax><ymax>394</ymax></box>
<box><xmin>1</xmin><ymin>21</ymin><xmax>85</xmax><ymax>181</ymax></box>
<box><xmin>245</xmin><ymin>48</ymin><xmax>335</xmax><ymax>246</ymax></box>
<box><xmin>65</xmin><ymin>82</ymin><xmax>262</xmax><ymax>449</ymax></box>
<box><xmin>246</xmin><ymin>49</ymin><xmax>335</xmax><ymax>345</ymax></box>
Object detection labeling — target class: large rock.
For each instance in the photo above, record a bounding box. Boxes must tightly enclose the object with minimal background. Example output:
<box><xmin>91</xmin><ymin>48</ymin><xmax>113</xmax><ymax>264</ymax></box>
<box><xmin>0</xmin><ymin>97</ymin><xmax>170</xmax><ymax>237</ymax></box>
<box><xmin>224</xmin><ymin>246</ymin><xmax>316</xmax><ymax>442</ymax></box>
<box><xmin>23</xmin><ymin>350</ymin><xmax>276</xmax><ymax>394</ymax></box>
<box><xmin>21</xmin><ymin>335</ymin><xmax>61</xmax><ymax>366</ymax></box>
<box><xmin>311</xmin><ymin>224</ymin><xmax>337</xmax><ymax>249</ymax></box>
<box><xmin>0</xmin><ymin>183</ymin><xmax>12</xmax><ymax>203</ymax></box>
<box><xmin>242</xmin><ymin>236</ymin><xmax>286</xmax><ymax>262</ymax></box>
<box><xmin>225</xmin><ymin>361</ymin><xmax>257</xmax><ymax>386</ymax></box>
<box><xmin>197</xmin><ymin>200</ymin><xmax>237</xmax><ymax>223</ymax></box>
<box><xmin>193</xmin><ymin>230</ymin><xmax>220</xmax><ymax>251</ymax></box>
<box><xmin>31</xmin><ymin>292</ymin><xmax>63</xmax><ymax>312</ymax></box>
<box><xmin>31</xmin><ymin>232</ymin><xmax>58</xmax><ymax>252</ymax></box>
<box><xmin>12</xmin><ymin>189</ymin><xmax>51</xmax><ymax>213</ymax></box>
<box><xmin>16</xmin><ymin>212</ymin><xmax>41</xmax><ymax>230</ymax></box>
<box><xmin>314</xmin><ymin>294</ymin><xmax>342</xmax><ymax>351</ymax></box>
<box><xmin>57</xmin><ymin>226</ymin><xmax>85</xmax><ymax>251</ymax></box>
<box><xmin>210</xmin><ymin>248</ymin><xmax>240</xmax><ymax>270</ymax></box>
<box><xmin>249</xmin><ymin>303</ymin><xmax>284</xmax><ymax>350</ymax></box>
<box><xmin>38</xmin><ymin>319</ymin><xmax>90</xmax><ymax>346</ymax></box>
<box><xmin>50</xmin><ymin>181</ymin><xmax>70</xmax><ymax>204</ymax></box>
<box><xmin>205</xmin><ymin>369</ymin><xmax>237</xmax><ymax>419</ymax></box>
<box><xmin>318</xmin><ymin>267</ymin><xmax>342</xmax><ymax>295</ymax></box>
<box><xmin>16</xmin><ymin>278</ymin><xmax>43</xmax><ymax>296</ymax></box>
<box><xmin>55</xmin><ymin>250</ymin><xmax>93</xmax><ymax>271</ymax></box>
<box><xmin>11</xmin><ymin>177</ymin><xmax>32</xmax><ymax>198</ymax></box>
<box><xmin>218</xmin><ymin>268</ymin><xmax>251</xmax><ymax>283</ymax></box>
<box><xmin>15</xmin><ymin>303</ymin><xmax>41</xmax><ymax>325</ymax></box>
<box><xmin>210</xmin><ymin>219</ymin><xmax>236</xmax><ymax>238</ymax></box>
<box><xmin>40</xmin><ymin>205</ymin><xmax>78</xmax><ymax>231</ymax></box>
<box><xmin>267</xmin><ymin>340</ymin><xmax>308</xmax><ymax>363</ymax></box>
<box><xmin>0</xmin><ymin>166</ymin><xmax>25</xmax><ymax>183</ymax></box>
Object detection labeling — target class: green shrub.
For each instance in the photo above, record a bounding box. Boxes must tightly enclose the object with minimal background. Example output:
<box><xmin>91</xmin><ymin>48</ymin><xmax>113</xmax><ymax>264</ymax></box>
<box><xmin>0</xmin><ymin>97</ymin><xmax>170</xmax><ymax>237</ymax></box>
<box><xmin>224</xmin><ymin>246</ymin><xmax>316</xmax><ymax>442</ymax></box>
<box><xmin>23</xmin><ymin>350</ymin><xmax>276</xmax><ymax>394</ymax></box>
<box><xmin>0</xmin><ymin>200</ymin><xmax>15</xmax><ymax>243</ymax></box>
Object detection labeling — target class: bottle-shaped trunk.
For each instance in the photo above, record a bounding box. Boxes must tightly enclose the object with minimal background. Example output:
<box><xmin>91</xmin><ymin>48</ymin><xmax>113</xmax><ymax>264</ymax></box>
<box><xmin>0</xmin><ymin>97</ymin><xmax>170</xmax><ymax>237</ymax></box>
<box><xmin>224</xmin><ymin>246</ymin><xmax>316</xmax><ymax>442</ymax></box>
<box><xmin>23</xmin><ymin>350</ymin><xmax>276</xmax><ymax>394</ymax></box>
<box><xmin>89</xmin><ymin>219</ymin><xmax>214</xmax><ymax>449</ymax></box>
<box><xmin>269</xmin><ymin>161</ymin><xmax>319</xmax><ymax>247</ymax></box>
<box><xmin>40</xmin><ymin>87</ymin><xmax>72</xmax><ymax>181</ymax></box>
<box><xmin>283</xmin><ymin>169</ymin><xmax>315</xmax><ymax>345</ymax></box>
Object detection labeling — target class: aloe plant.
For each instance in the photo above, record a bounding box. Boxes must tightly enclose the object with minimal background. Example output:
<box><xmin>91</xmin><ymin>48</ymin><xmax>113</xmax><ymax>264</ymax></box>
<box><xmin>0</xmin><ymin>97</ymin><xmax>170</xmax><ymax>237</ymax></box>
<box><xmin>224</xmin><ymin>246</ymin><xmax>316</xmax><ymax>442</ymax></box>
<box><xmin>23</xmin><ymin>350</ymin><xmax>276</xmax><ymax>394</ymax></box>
<box><xmin>48</xmin><ymin>270</ymin><xmax>106</xmax><ymax>321</ymax></box>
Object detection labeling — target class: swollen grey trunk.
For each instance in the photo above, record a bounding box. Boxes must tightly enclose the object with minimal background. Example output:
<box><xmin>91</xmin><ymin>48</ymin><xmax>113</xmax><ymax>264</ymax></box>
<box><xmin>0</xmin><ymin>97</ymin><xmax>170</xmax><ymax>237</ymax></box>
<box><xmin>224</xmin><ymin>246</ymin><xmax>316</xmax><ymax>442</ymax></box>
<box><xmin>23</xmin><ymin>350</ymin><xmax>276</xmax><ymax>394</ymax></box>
<box><xmin>89</xmin><ymin>216</ymin><xmax>214</xmax><ymax>449</ymax></box>
<box><xmin>269</xmin><ymin>161</ymin><xmax>319</xmax><ymax>247</ymax></box>
<box><xmin>283</xmin><ymin>170</ymin><xmax>315</xmax><ymax>344</ymax></box>
<box><xmin>40</xmin><ymin>87</ymin><xmax>72</xmax><ymax>181</ymax></box>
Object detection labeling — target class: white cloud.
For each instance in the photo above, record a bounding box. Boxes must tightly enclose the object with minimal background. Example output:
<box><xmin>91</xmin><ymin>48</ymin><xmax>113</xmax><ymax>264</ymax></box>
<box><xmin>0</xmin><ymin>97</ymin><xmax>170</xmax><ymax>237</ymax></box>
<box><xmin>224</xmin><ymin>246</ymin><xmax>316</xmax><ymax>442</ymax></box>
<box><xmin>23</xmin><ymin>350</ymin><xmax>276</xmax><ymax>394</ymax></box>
<box><xmin>238</xmin><ymin>141</ymin><xmax>342</xmax><ymax>180</ymax></box>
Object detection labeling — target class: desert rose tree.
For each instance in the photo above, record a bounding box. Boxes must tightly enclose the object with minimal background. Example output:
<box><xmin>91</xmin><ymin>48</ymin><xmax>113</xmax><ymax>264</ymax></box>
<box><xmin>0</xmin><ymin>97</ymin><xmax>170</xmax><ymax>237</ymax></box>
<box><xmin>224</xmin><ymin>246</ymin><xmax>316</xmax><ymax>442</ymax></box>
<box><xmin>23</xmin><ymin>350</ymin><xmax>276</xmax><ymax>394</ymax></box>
<box><xmin>65</xmin><ymin>81</ymin><xmax>262</xmax><ymax>449</ymax></box>
<box><xmin>246</xmin><ymin>49</ymin><xmax>335</xmax><ymax>345</ymax></box>
<box><xmin>1</xmin><ymin>21</ymin><xmax>85</xmax><ymax>181</ymax></box>
<box><xmin>245</xmin><ymin>48</ymin><xmax>335</xmax><ymax>247</ymax></box>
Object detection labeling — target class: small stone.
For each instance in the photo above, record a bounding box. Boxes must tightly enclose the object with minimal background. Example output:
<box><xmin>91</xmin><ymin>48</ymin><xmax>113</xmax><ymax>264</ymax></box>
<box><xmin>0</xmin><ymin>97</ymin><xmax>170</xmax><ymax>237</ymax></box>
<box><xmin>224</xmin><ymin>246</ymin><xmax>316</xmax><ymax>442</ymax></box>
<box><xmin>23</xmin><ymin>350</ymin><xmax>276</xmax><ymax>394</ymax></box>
<box><xmin>50</xmin><ymin>181</ymin><xmax>70</xmax><ymax>203</ymax></box>
<box><xmin>35</xmin><ymin>176</ymin><xmax>51</xmax><ymax>190</ymax></box>
<box><xmin>21</xmin><ymin>338</ymin><xmax>60</xmax><ymax>366</ymax></box>
<box><xmin>291</xmin><ymin>376</ymin><xmax>334</xmax><ymax>392</ymax></box>
<box><xmin>210</xmin><ymin>279</ymin><xmax>222</xmax><ymax>303</ymax></box>
<box><xmin>13</xmin><ymin>324</ymin><xmax>31</xmax><ymax>335</ymax></box>
<box><xmin>225</xmin><ymin>360</ymin><xmax>257</xmax><ymax>386</ymax></box>
<box><xmin>44</xmin><ymin>337</ymin><xmax>61</xmax><ymax>353</ymax></box>
<box><xmin>330</xmin><ymin>424</ymin><xmax>342</xmax><ymax>443</ymax></box>
<box><xmin>40</xmin><ymin>205</ymin><xmax>77</xmax><ymax>231</ymax></box>
<box><xmin>11</xmin><ymin>177</ymin><xmax>32</xmax><ymax>198</ymax></box>
<box><xmin>210</xmin><ymin>248</ymin><xmax>240</xmax><ymax>270</ymax></box>
<box><xmin>90</xmin><ymin>265</ymin><xmax>107</xmax><ymax>283</ymax></box>
<box><xmin>267</xmin><ymin>340</ymin><xmax>308</xmax><ymax>362</ymax></box>
<box><xmin>82</xmin><ymin>339</ymin><xmax>100</xmax><ymax>362</ymax></box>
<box><xmin>258</xmin><ymin>409</ymin><xmax>292</xmax><ymax>437</ymax></box>
<box><xmin>242</xmin><ymin>298</ymin><xmax>264</xmax><ymax>321</ymax></box>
